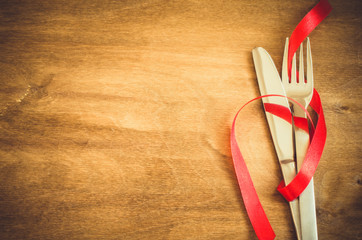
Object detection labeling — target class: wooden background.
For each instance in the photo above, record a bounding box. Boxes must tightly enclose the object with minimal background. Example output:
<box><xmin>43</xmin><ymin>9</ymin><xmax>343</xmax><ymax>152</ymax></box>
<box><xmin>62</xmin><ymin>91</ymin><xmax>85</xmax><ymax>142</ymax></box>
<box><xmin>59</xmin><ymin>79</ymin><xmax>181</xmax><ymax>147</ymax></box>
<box><xmin>0</xmin><ymin>0</ymin><xmax>360</xmax><ymax>239</ymax></box>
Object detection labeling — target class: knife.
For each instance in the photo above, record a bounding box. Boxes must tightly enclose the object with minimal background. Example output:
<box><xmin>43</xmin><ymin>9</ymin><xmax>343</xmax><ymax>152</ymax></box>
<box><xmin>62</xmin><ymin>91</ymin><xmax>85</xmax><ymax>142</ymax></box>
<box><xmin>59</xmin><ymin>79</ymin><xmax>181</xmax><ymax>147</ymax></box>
<box><xmin>252</xmin><ymin>47</ymin><xmax>302</xmax><ymax>240</ymax></box>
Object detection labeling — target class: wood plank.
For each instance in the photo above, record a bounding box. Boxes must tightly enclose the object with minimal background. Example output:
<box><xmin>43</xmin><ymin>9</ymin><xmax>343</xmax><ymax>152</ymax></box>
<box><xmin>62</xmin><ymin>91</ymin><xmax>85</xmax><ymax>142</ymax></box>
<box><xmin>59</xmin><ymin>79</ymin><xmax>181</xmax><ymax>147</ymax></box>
<box><xmin>0</xmin><ymin>0</ymin><xmax>361</xmax><ymax>239</ymax></box>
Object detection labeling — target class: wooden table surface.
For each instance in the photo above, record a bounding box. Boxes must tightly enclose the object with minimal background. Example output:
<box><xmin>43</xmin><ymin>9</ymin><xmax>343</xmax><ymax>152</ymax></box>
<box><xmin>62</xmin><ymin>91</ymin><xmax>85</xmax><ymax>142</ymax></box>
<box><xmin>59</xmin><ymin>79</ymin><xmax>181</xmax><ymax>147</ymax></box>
<box><xmin>0</xmin><ymin>0</ymin><xmax>361</xmax><ymax>239</ymax></box>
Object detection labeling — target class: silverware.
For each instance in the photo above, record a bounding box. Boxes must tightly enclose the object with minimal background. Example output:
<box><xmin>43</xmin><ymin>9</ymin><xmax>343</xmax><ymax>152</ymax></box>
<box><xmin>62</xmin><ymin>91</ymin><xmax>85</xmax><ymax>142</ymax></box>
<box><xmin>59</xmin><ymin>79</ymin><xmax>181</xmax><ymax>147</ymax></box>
<box><xmin>282</xmin><ymin>37</ymin><xmax>318</xmax><ymax>240</ymax></box>
<box><xmin>252</xmin><ymin>47</ymin><xmax>302</xmax><ymax>240</ymax></box>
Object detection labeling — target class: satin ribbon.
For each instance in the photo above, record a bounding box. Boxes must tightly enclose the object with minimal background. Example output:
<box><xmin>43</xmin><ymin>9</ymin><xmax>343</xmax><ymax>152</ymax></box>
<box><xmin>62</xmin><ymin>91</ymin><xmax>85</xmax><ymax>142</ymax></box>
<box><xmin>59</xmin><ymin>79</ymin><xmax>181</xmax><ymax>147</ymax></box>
<box><xmin>288</xmin><ymin>0</ymin><xmax>332</xmax><ymax>79</ymax></box>
<box><xmin>272</xmin><ymin>89</ymin><xmax>326</xmax><ymax>201</ymax></box>
<box><xmin>264</xmin><ymin>103</ymin><xmax>310</xmax><ymax>133</ymax></box>
<box><xmin>230</xmin><ymin>1</ymin><xmax>331</xmax><ymax>239</ymax></box>
<box><xmin>231</xmin><ymin>92</ymin><xmax>325</xmax><ymax>239</ymax></box>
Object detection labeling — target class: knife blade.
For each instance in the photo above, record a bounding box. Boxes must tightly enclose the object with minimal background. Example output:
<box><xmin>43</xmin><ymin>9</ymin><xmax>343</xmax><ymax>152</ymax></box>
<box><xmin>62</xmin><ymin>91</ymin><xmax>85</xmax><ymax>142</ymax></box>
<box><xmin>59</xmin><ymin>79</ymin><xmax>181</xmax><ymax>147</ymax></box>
<box><xmin>252</xmin><ymin>47</ymin><xmax>302</xmax><ymax>240</ymax></box>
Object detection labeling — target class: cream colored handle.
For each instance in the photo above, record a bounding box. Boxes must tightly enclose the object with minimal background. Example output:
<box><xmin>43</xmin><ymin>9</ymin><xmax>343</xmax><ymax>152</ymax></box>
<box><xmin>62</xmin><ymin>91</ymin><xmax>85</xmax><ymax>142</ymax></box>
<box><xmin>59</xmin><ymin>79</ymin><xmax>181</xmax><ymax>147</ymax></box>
<box><xmin>280</xmin><ymin>161</ymin><xmax>302</xmax><ymax>240</ymax></box>
<box><xmin>294</xmin><ymin>107</ymin><xmax>318</xmax><ymax>240</ymax></box>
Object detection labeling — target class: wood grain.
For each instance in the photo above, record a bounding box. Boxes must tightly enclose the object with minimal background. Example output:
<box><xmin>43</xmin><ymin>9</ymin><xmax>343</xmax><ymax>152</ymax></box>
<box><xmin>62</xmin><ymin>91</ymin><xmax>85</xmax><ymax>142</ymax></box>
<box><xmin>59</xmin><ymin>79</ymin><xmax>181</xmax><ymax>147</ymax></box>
<box><xmin>0</xmin><ymin>0</ymin><xmax>361</xmax><ymax>239</ymax></box>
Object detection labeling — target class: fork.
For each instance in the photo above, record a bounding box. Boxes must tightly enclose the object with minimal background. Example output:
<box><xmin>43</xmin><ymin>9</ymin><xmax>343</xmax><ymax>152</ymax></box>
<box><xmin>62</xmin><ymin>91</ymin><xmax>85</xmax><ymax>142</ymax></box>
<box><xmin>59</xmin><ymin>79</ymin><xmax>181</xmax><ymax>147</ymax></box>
<box><xmin>282</xmin><ymin>37</ymin><xmax>318</xmax><ymax>240</ymax></box>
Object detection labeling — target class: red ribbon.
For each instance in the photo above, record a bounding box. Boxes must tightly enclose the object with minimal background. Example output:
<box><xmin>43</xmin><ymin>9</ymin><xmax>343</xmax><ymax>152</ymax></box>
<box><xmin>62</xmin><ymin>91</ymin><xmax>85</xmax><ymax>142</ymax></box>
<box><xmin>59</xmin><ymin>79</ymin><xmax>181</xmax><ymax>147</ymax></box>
<box><xmin>230</xmin><ymin>1</ymin><xmax>331</xmax><ymax>239</ymax></box>
<box><xmin>264</xmin><ymin>103</ymin><xmax>310</xmax><ymax>133</ymax></box>
<box><xmin>273</xmin><ymin>89</ymin><xmax>326</xmax><ymax>201</ymax></box>
<box><xmin>288</xmin><ymin>0</ymin><xmax>332</xmax><ymax>79</ymax></box>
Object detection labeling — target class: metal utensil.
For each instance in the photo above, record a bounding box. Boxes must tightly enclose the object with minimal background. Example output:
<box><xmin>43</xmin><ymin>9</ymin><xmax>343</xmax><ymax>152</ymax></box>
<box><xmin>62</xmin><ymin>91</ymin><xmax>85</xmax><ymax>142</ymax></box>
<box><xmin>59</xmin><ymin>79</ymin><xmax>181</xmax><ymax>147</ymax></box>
<box><xmin>252</xmin><ymin>47</ymin><xmax>302</xmax><ymax>240</ymax></box>
<box><xmin>282</xmin><ymin>37</ymin><xmax>317</xmax><ymax>240</ymax></box>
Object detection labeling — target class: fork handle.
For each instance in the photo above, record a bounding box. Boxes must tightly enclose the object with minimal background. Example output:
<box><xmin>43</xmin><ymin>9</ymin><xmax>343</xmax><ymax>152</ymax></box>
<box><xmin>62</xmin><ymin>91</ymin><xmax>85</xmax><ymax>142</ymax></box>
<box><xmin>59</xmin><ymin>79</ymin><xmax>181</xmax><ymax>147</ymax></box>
<box><xmin>280</xmin><ymin>161</ymin><xmax>302</xmax><ymax>240</ymax></box>
<box><xmin>294</xmin><ymin>107</ymin><xmax>318</xmax><ymax>240</ymax></box>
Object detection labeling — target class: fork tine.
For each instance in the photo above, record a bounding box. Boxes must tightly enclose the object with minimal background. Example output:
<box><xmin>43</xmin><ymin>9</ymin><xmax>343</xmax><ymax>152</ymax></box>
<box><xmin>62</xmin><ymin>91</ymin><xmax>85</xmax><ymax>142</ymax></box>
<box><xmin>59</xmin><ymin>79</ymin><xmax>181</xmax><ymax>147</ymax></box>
<box><xmin>299</xmin><ymin>42</ymin><xmax>304</xmax><ymax>83</ymax></box>
<box><xmin>306</xmin><ymin>37</ymin><xmax>313</xmax><ymax>88</ymax></box>
<box><xmin>282</xmin><ymin>38</ymin><xmax>289</xmax><ymax>84</ymax></box>
<box><xmin>291</xmin><ymin>47</ymin><xmax>297</xmax><ymax>84</ymax></box>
